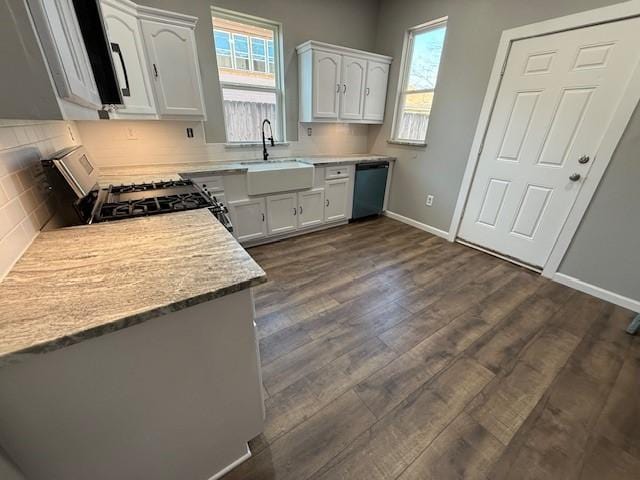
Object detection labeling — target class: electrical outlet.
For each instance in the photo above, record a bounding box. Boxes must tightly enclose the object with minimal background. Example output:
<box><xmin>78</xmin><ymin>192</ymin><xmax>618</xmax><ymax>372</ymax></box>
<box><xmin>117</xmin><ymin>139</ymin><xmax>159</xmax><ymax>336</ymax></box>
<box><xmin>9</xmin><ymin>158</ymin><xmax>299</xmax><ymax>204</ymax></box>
<box><xmin>307</xmin><ymin>127</ymin><xmax>313</xmax><ymax>136</ymax></box>
<box><xmin>67</xmin><ymin>126</ymin><xmax>75</xmax><ymax>142</ymax></box>
<box><xmin>186</xmin><ymin>127</ymin><xmax>194</xmax><ymax>138</ymax></box>
<box><xmin>125</xmin><ymin>127</ymin><xmax>137</xmax><ymax>140</ymax></box>
<box><xmin>426</xmin><ymin>195</ymin><xmax>434</xmax><ymax>207</ymax></box>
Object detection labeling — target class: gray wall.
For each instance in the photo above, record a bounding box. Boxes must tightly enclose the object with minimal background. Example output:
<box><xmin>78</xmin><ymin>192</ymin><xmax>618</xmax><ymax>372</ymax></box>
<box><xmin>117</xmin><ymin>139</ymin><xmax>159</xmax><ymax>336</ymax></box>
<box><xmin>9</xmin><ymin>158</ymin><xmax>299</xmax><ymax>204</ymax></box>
<box><xmin>139</xmin><ymin>0</ymin><xmax>380</xmax><ymax>143</ymax></box>
<box><xmin>368</xmin><ymin>0</ymin><xmax>639</xmax><ymax>301</ymax></box>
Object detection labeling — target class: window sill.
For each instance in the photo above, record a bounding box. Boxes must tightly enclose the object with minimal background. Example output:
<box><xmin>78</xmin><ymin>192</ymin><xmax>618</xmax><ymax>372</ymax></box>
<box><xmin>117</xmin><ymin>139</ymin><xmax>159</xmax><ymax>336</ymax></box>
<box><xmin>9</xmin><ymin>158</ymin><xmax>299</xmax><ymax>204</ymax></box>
<box><xmin>387</xmin><ymin>139</ymin><xmax>427</xmax><ymax>147</ymax></box>
<box><xmin>224</xmin><ymin>142</ymin><xmax>290</xmax><ymax>149</ymax></box>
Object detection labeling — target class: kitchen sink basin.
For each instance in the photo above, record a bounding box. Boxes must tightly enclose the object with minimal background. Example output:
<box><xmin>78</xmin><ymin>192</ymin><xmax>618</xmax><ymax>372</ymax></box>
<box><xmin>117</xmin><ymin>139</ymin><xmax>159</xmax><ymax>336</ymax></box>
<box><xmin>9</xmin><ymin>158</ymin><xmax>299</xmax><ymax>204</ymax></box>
<box><xmin>246</xmin><ymin>160</ymin><xmax>314</xmax><ymax>195</ymax></box>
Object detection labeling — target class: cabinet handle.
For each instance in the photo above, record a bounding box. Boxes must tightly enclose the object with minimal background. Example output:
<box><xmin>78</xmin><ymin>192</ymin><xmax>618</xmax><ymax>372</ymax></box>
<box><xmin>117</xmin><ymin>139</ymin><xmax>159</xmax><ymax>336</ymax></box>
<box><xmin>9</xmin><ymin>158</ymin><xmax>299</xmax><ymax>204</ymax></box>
<box><xmin>336</xmin><ymin>83</ymin><xmax>340</xmax><ymax>93</ymax></box>
<box><xmin>261</xmin><ymin>213</ymin><xmax>265</xmax><ymax>222</ymax></box>
<box><xmin>326</xmin><ymin>199</ymin><xmax>330</xmax><ymax>207</ymax></box>
<box><xmin>293</xmin><ymin>207</ymin><xmax>297</xmax><ymax>216</ymax></box>
<box><xmin>110</xmin><ymin>43</ymin><xmax>130</xmax><ymax>97</ymax></box>
<box><xmin>153</xmin><ymin>63</ymin><xmax>159</xmax><ymax>78</ymax></box>
<box><xmin>366</xmin><ymin>87</ymin><xmax>370</xmax><ymax>96</ymax></box>
<box><xmin>342</xmin><ymin>84</ymin><xmax>347</xmax><ymax>93</ymax></box>
<box><xmin>299</xmin><ymin>206</ymin><xmax>303</xmax><ymax>214</ymax></box>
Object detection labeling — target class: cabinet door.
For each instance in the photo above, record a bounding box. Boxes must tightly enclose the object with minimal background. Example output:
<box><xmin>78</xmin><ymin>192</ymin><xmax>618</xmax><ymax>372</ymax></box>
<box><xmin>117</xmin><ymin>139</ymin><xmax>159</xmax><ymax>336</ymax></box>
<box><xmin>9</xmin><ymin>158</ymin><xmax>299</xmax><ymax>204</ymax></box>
<box><xmin>312</xmin><ymin>51</ymin><xmax>341</xmax><ymax>119</ymax></box>
<box><xmin>298</xmin><ymin>189</ymin><xmax>325</xmax><ymax>228</ymax></box>
<box><xmin>363</xmin><ymin>61</ymin><xmax>389</xmax><ymax>122</ymax></box>
<box><xmin>324</xmin><ymin>178</ymin><xmax>349</xmax><ymax>222</ymax></box>
<box><xmin>101</xmin><ymin>1</ymin><xmax>156</xmax><ymax>115</ymax></box>
<box><xmin>141</xmin><ymin>20</ymin><xmax>205</xmax><ymax>116</ymax></box>
<box><xmin>267</xmin><ymin>193</ymin><xmax>298</xmax><ymax>235</ymax></box>
<box><xmin>30</xmin><ymin>0</ymin><xmax>101</xmax><ymax>108</ymax></box>
<box><xmin>339</xmin><ymin>55</ymin><xmax>366</xmax><ymax>120</ymax></box>
<box><xmin>229</xmin><ymin>198</ymin><xmax>267</xmax><ymax>242</ymax></box>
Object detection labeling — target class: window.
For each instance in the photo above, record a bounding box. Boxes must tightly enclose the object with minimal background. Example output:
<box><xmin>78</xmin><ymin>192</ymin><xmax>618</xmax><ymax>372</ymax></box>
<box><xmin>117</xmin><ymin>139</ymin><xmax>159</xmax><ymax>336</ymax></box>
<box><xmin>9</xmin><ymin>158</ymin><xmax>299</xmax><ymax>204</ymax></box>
<box><xmin>391</xmin><ymin>19</ymin><xmax>447</xmax><ymax>144</ymax></box>
<box><xmin>251</xmin><ymin>37</ymin><xmax>266</xmax><ymax>72</ymax></box>
<box><xmin>212</xmin><ymin>9</ymin><xmax>285</xmax><ymax>143</ymax></box>
<box><xmin>213</xmin><ymin>30</ymin><xmax>232</xmax><ymax>68</ymax></box>
<box><xmin>267</xmin><ymin>40</ymin><xmax>275</xmax><ymax>73</ymax></box>
<box><xmin>233</xmin><ymin>33</ymin><xmax>250</xmax><ymax>70</ymax></box>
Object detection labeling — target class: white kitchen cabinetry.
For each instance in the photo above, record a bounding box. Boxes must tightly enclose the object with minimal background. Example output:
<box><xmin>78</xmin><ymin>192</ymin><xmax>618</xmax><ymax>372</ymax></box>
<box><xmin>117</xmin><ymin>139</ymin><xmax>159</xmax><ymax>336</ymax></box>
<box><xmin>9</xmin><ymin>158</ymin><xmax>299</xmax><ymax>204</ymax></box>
<box><xmin>340</xmin><ymin>56</ymin><xmax>367</xmax><ymax>120</ymax></box>
<box><xmin>312</xmin><ymin>51</ymin><xmax>342</xmax><ymax>120</ymax></box>
<box><xmin>297</xmin><ymin>41</ymin><xmax>392</xmax><ymax>124</ymax></box>
<box><xmin>363</xmin><ymin>61</ymin><xmax>390</xmax><ymax>122</ymax></box>
<box><xmin>324</xmin><ymin>178</ymin><xmax>349</xmax><ymax>222</ymax></box>
<box><xmin>229</xmin><ymin>198</ymin><xmax>267</xmax><ymax>242</ymax></box>
<box><xmin>267</xmin><ymin>193</ymin><xmax>298</xmax><ymax>235</ymax></box>
<box><xmin>140</xmin><ymin>8</ymin><xmax>206</xmax><ymax>118</ymax></box>
<box><xmin>101</xmin><ymin>0</ymin><xmax>156</xmax><ymax>117</ymax></box>
<box><xmin>299</xmin><ymin>189</ymin><xmax>325</xmax><ymax>228</ymax></box>
<box><xmin>28</xmin><ymin>0</ymin><xmax>102</xmax><ymax>111</ymax></box>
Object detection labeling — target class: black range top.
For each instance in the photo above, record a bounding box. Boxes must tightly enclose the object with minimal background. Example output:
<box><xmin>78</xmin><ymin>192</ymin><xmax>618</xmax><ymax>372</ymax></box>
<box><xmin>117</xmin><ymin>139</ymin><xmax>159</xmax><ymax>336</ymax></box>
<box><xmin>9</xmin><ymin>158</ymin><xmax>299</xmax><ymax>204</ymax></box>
<box><xmin>96</xmin><ymin>180</ymin><xmax>214</xmax><ymax>222</ymax></box>
<box><xmin>89</xmin><ymin>179</ymin><xmax>232</xmax><ymax>232</ymax></box>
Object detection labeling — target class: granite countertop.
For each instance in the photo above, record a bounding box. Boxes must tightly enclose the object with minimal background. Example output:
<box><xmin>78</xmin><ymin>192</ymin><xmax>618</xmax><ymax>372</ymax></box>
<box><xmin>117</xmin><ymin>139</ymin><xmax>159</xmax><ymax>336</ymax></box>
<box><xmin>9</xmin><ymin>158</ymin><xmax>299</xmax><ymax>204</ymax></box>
<box><xmin>98</xmin><ymin>154</ymin><xmax>395</xmax><ymax>185</ymax></box>
<box><xmin>0</xmin><ymin>209</ymin><xmax>266</xmax><ymax>367</ymax></box>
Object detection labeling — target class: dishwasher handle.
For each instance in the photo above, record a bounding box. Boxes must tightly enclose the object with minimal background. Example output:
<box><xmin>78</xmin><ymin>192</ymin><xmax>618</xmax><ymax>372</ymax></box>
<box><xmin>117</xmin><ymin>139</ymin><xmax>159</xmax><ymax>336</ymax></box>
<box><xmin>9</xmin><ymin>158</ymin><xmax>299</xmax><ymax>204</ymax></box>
<box><xmin>356</xmin><ymin>161</ymin><xmax>389</xmax><ymax>171</ymax></box>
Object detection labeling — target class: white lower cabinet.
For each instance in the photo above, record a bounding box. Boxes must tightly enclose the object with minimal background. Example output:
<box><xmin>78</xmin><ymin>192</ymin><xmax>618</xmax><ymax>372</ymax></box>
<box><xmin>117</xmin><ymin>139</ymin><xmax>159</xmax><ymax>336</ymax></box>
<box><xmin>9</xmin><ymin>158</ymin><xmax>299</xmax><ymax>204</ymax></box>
<box><xmin>299</xmin><ymin>189</ymin><xmax>325</xmax><ymax>228</ymax></box>
<box><xmin>230</xmin><ymin>173</ymin><xmax>351</xmax><ymax>244</ymax></box>
<box><xmin>324</xmin><ymin>178</ymin><xmax>349</xmax><ymax>222</ymax></box>
<box><xmin>229</xmin><ymin>198</ymin><xmax>267</xmax><ymax>242</ymax></box>
<box><xmin>266</xmin><ymin>193</ymin><xmax>298</xmax><ymax>235</ymax></box>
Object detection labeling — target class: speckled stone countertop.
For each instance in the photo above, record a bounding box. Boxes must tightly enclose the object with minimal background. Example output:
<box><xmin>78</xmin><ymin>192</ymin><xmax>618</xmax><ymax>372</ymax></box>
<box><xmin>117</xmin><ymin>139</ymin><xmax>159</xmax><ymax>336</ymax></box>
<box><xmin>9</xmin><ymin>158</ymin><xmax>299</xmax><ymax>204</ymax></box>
<box><xmin>98</xmin><ymin>154</ymin><xmax>395</xmax><ymax>185</ymax></box>
<box><xmin>0</xmin><ymin>209</ymin><xmax>266</xmax><ymax>367</ymax></box>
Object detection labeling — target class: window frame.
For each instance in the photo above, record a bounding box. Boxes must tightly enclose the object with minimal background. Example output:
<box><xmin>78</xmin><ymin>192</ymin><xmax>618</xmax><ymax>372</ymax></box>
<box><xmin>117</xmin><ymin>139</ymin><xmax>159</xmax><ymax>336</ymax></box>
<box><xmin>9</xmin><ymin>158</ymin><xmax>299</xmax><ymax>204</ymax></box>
<box><xmin>211</xmin><ymin>7</ymin><xmax>287</xmax><ymax>144</ymax></box>
<box><xmin>390</xmin><ymin>17</ymin><xmax>448</xmax><ymax>146</ymax></box>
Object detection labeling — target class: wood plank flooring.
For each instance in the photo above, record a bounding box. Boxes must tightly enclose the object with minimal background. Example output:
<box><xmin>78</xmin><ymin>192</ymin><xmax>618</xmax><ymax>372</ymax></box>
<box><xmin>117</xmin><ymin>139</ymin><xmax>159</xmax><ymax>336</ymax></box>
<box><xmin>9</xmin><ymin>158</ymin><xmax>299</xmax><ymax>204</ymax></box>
<box><xmin>222</xmin><ymin>217</ymin><xmax>639</xmax><ymax>480</ymax></box>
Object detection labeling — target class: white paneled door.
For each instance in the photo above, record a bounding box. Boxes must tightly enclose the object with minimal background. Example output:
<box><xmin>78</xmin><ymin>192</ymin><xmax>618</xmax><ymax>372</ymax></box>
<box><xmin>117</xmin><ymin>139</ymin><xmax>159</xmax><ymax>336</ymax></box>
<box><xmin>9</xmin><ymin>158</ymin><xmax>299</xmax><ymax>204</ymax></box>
<box><xmin>458</xmin><ymin>17</ymin><xmax>640</xmax><ymax>268</ymax></box>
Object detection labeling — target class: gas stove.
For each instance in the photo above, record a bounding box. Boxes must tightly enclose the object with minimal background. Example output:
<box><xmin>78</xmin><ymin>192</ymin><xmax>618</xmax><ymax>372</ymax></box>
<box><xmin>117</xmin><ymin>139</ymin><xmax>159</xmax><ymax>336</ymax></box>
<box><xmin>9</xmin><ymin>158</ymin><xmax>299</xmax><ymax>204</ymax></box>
<box><xmin>42</xmin><ymin>147</ymin><xmax>233</xmax><ymax>232</ymax></box>
<box><xmin>95</xmin><ymin>180</ymin><xmax>216</xmax><ymax>222</ymax></box>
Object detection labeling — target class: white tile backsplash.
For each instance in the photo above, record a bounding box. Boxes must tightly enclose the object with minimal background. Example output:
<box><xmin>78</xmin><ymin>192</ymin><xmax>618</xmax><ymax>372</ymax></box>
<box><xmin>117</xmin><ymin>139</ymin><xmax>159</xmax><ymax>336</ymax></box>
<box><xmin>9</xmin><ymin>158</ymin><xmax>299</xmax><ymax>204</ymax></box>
<box><xmin>75</xmin><ymin>120</ymin><xmax>370</xmax><ymax>167</ymax></box>
<box><xmin>0</xmin><ymin>119</ymin><xmax>81</xmax><ymax>280</ymax></box>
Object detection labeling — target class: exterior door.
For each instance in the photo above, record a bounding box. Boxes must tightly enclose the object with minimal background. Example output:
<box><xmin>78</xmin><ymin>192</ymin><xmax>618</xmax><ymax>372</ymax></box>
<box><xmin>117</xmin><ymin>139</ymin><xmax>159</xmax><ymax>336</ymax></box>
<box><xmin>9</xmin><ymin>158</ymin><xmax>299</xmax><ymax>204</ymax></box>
<box><xmin>458</xmin><ymin>18</ymin><xmax>640</xmax><ymax>267</ymax></box>
<box><xmin>141</xmin><ymin>20</ymin><xmax>204</xmax><ymax>116</ymax></box>
<box><xmin>324</xmin><ymin>178</ymin><xmax>349</xmax><ymax>222</ymax></box>
<box><xmin>363</xmin><ymin>61</ymin><xmax>389</xmax><ymax>122</ymax></box>
<box><xmin>298</xmin><ymin>189</ymin><xmax>325</xmax><ymax>228</ymax></box>
<box><xmin>266</xmin><ymin>193</ymin><xmax>298</xmax><ymax>235</ymax></box>
<box><xmin>228</xmin><ymin>198</ymin><xmax>267</xmax><ymax>242</ymax></box>
<box><xmin>340</xmin><ymin>55</ymin><xmax>366</xmax><ymax>120</ymax></box>
<box><xmin>313</xmin><ymin>51</ymin><xmax>341</xmax><ymax>119</ymax></box>
<box><xmin>101</xmin><ymin>1</ymin><xmax>156</xmax><ymax>115</ymax></box>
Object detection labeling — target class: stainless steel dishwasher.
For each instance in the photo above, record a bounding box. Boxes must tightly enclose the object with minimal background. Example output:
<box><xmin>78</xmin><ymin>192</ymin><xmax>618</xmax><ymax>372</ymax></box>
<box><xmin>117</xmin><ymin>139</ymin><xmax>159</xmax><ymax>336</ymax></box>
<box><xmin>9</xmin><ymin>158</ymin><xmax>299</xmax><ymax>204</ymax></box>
<box><xmin>352</xmin><ymin>161</ymin><xmax>389</xmax><ymax>219</ymax></box>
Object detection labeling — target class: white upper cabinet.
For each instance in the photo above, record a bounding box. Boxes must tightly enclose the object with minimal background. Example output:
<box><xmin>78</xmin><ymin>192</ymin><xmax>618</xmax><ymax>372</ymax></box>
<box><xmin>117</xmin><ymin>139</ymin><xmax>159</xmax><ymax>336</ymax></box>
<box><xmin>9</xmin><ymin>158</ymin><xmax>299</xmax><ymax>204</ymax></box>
<box><xmin>100</xmin><ymin>0</ymin><xmax>156</xmax><ymax>117</ymax></box>
<box><xmin>28</xmin><ymin>0</ymin><xmax>102</xmax><ymax>110</ymax></box>
<box><xmin>363</xmin><ymin>61</ymin><xmax>389</xmax><ymax>122</ymax></box>
<box><xmin>297</xmin><ymin>41</ymin><xmax>392</xmax><ymax>124</ymax></box>
<box><xmin>140</xmin><ymin>10</ymin><xmax>206</xmax><ymax>118</ymax></box>
<box><xmin>340</xmin><ymin>56</ymin><xmax>367</xmax><ymax>120</ymax></box>
<box><xmin>312</xmin><ymin>51</ymin><xmax>341</xmax><ymax>119</ymax></box>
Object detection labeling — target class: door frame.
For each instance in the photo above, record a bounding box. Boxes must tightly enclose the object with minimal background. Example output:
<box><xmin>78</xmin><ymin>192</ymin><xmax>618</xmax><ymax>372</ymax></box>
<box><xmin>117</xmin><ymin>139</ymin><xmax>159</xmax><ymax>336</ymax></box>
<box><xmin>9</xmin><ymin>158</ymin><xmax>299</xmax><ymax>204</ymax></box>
<box><xmin>448</xmin><ymin>0</ymin><xmax>640</xmax><ymax>278</ymax></box>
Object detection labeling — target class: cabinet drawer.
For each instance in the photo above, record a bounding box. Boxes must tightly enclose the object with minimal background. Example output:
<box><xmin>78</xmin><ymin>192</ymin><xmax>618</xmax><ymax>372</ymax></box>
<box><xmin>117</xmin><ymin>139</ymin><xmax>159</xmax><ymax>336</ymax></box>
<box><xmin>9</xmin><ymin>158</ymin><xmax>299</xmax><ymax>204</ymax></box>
<box><xmin>325</xmin><ymin>166</ymin><xmax>349</xmax><ymax>179</ymax></box>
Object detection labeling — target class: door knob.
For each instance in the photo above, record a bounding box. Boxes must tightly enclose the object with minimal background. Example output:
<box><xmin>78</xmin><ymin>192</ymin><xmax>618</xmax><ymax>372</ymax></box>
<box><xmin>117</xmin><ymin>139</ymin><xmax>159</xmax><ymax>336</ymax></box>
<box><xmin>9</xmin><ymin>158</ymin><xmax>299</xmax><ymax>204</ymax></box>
<box><xmin>569</xmin><ymin>173</ymin><xmax>581</xmax><ymax>182</ymax></box>
<box><xmin>578</xmin><ymin>155</ymin><xmax>590</xmax><ymax>164</ymax></box>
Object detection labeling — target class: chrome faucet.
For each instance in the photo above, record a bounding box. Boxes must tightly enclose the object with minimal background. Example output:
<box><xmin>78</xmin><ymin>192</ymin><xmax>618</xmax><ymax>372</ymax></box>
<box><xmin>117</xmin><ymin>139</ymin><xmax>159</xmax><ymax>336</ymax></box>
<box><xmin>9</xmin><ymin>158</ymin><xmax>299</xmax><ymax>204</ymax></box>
<box><xmin>262</xmin><ymin>119</ymin><xmax>274</xmax><ymax>161</ymax></box>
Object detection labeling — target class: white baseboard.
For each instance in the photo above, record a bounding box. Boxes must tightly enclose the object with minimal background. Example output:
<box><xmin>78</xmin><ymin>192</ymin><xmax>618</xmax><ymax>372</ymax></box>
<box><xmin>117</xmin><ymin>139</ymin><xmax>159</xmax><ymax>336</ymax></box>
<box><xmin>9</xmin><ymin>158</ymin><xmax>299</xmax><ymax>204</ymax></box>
<box><xmin>553</xmin><ymin>272</ymin><xmax>640</xmax><ymax>313</ymax></box>
<box><xmin>383</xmin><ymin>210</ymin><xmax>450</xmax><ymax>240</ymax></box>
<box><xmin>208</xmin><ymin>444</ymin><xmax>251</xmax><ymax>480</ymax></box>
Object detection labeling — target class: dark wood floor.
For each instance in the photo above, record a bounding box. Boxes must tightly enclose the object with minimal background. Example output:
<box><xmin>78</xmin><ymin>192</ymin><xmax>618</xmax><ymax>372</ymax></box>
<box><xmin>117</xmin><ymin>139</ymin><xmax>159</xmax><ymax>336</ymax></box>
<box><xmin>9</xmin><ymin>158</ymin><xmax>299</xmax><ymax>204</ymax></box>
<box><xmin>223</xmin><ymin>217</ymin><xmax>639</xmax><ymax>480</ymax></box>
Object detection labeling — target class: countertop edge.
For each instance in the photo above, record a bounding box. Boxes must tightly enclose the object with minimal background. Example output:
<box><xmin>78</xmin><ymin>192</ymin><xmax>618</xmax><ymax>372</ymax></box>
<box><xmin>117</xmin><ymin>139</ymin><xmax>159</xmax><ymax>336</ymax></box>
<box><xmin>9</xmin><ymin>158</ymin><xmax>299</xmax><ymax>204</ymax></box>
<box><xmin>0</xmin><ymin>274</ymin><xmax>267</xmax><ymax>369</ymax></box>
